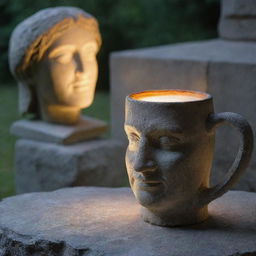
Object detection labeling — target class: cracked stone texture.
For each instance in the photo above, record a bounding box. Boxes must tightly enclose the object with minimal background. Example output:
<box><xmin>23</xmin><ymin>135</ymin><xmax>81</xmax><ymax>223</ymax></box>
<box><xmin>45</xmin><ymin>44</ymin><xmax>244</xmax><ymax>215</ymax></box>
<box><xmin>15</xmin><ymin>139</ymin><xmax>126</xmax><ymax>194</ymax></box>
<box><xmin>110</xmin><ymin>39</ymin><xmax>256</xmax><ymax>192</ymax></box>
<box><xmin>0</xmin><ymin>187</ymin><xmax>256</xmax><ymax>256</ymax></box>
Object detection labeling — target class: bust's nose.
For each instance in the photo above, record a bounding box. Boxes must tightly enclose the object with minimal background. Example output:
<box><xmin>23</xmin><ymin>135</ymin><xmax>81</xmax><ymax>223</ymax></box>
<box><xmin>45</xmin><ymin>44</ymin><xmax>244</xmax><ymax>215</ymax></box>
<box><xmin>133</xmin><ymin>137</ymin><xmax>156</xmax><ymax>173</ymax></box>
<box><xmin>74</xmin><ymin>52</ymin><xmax>85</xmax><ymax>73</ymax></box>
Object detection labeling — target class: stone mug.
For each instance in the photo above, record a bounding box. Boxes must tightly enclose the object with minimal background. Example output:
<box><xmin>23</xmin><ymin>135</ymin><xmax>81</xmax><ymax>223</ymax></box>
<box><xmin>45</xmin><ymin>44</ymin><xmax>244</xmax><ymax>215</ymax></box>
<box><xmin>124</xmin><ymin>89</ymin><xmax>253</xmax><ymax>227</ymax></box>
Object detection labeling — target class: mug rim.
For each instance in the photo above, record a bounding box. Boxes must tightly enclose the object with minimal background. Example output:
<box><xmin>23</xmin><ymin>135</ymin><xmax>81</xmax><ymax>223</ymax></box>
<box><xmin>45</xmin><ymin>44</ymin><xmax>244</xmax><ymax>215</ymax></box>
<box><xmin>127</xmin><ymin>89</ymin><xmax>212</xmax><ymax>104</ymax></box>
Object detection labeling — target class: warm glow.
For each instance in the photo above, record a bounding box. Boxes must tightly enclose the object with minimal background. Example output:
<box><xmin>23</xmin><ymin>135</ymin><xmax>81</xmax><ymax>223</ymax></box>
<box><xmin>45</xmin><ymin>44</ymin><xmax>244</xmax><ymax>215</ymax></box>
<box><xmin>130</xmin><ymin>90</ymin><xmax>210</xmax><ymax>103</ymax></box>
<box><xmin>139</xmin><ymin>95</ymin><xmax>200</xmax><ymax>102</ymax></box>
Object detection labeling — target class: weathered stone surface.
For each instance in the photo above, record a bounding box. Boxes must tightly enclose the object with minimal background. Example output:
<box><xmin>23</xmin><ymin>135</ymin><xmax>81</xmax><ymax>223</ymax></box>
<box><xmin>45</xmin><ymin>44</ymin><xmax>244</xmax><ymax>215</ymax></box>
<box><xmin>0</xmin><ymin>187</ymin><xmax>256</xmax><ymax>256</ymax></box>
<box><xmin>15</xmin><ymin>139</ymin><xmax>126</xmax><ymax>194</ymax></box>
<box><xmin>219</xmin><ymin>17</ymin><xmax>256</xmax><ymax>41</ymax></box>
<box><xmin>110</xmin><ymin>39</ymin><xmax>256</xmax><ymax>192</ymax></box>
<box><xmin>219</xmin><ymin>0</ymin><xmax>256</xmax><ymax>41</ymax></box>
<box><xmin>11</xmin><ymin>116</ymin><xmax>107</xmax><ymax>145</ymax></box>
<box><xmin>221</xmin><ymin>0</ymin><xmax>256</xmax><ymax>17</ymax></box>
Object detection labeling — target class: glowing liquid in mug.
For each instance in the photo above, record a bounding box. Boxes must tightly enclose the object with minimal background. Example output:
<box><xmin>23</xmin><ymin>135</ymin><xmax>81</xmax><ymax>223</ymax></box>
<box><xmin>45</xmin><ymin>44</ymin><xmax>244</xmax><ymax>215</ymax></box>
<box><xmin>131</xmin><ymin>90</ymin><xmax>209</xmax><ymax>103</ymax></box>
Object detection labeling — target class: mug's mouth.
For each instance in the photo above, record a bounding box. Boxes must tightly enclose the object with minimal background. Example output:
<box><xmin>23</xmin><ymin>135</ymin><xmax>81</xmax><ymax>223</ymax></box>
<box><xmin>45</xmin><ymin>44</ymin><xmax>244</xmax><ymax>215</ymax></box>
<box><xmin>136</xmin><ymin>180</ymin><xmax>163</xmax><ymax>191</ymax></box>
<box><xmin>140</xmin><ymin>179</ymin><xmax>162</xmax><ymax>186</ymax></box>
<box><xmin>135</xmin><ymin>174</ymin><xmax>163</xmax><ymax>188</ymax></box>
<box><xmin>129</xmin><ymin>89</ymin><xmax>211</xmax><ymax>103</ymax></box>
<box><xmin>143</xmin><ymin>180</ymin><xmax>162</xmax><ymax>184</ymax></box>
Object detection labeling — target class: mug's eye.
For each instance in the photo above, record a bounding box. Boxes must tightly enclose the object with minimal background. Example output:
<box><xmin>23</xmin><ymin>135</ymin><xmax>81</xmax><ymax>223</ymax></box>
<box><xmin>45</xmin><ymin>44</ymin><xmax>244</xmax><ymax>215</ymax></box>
<box><xmin>128</xmin><ymin>133</ymin><xmax>140</xmax><ymax>150</ymax></box>
<box><xmin>158</xmin><ymin>136</ymin><xmax>180</xmax><ymax>150</ymax></box>
<box><xmin>128</xmin><ymin>133</ymin><xmax>140</xmax><ymax>143</ymax></box>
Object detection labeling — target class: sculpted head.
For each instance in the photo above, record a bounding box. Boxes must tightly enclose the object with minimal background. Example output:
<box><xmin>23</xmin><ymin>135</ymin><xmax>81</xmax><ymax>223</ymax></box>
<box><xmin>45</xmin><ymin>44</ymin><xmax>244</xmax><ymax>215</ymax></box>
<box><xmin>9</xmin><ymin>7</ymin><xmax>101</xmax><ymax>124</ymax></box>
<box><xmin>124</xmin><ymin>91</ymin><xmax>214</xmax><ymax>222</ymax></box>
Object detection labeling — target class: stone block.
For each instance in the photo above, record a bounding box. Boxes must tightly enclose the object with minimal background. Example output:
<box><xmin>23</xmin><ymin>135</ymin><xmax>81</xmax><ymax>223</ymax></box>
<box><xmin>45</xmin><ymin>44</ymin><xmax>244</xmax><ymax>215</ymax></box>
<box><xmin>221</xmin><ymin>0</ymin><xmax>256</xmax><ymax>17</ymax></box>
<box><xmin>11</xmin><ymin>116</ymin><xmax>107</xmax><ymax>145</ymax></box>
<box><xmin>219</xmin><ymin>17</ymin><xmax>256</xmax><ymax>41</ymax></box>
<box><xmin>0</xmin><ymin>187</ymin><xmax>256</xmax><ymax>255</ymax></box>
<box><xmin>219</xmin><ymin>0</ymin><xmax>256</xmax><ymax>40</ymax></box>
<box><xmin>15</xmin><ymin>139</ymin><xmax>126</xmax><ymax>194</ymax></box>
<box><xmin>110</xmin><ymin>39</ymin><xmax>256</xmax><ymax>192</ymax></box>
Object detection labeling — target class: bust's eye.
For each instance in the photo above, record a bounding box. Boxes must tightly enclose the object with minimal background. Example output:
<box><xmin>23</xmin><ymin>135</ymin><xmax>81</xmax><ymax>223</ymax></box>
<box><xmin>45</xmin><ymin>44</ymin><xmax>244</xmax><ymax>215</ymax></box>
<box><xmin>52</xmin><ymin>52</ymin><xmax>73</xmax><ymax>64</ymax></box>
<box><xmin>82</xmin><ymin>52</ymin><xmax>96</xmax><ymax>62</ymax></box>
<box><xmin>48</xmin><ymin>45</ymin><xmax>75</xmax><ymax>64</ymax></box>
<box><xmin>157</xmin><ymin>136</ymin><xmax>180</xmax><ymax>150</ymax></box>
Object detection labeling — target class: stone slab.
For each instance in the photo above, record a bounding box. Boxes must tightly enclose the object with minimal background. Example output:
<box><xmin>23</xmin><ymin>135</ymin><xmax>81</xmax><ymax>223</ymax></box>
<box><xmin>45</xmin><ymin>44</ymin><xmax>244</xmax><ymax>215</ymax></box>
<box><xmin>0</xmin><ymin>187</ymin><xmax>256</xmax><ymax>256</ymax></box>
<box><xmin>111</xmin><ymin>39</ymin><xmax>256</xmax><ymax>142</ymax></box>
<box><xmin>110</xmin><ymin>39</ymin><xmax>256</xmax><ymax>192</ymax></box>
<box><xmin>11</xmin><ymin>116</ymin><xmax>107</xmax><ymax>145</ymax></box>
<box><xmin>221</xmin><ymin>0</ymin><xmax>256</xmax><ymax>18</ymax></box>
<box><xmin>15</xmin><ymin>139</ymin><xmax>126</xmax><ymax>194</ymax></box>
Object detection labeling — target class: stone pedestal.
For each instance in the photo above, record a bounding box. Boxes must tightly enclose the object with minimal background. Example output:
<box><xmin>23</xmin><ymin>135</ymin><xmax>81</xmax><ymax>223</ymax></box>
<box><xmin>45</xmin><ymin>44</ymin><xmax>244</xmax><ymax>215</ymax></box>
<box><xmin>0</xmin><ymin>187</ymin><xmax>256</xmax><ymax>256</ymax></box>
<box><xmin>11</xmin><ymin>116</ymin><xmax>107</xmax><ymax>145</ymax></box>
<box><xmin>11</xmin><ymin>117</ymin><xmax>126</xmax><ymax>193</ymax></box>
<box><xmin>14</xmin><ymin>139</ymin><xmax>126</xmax><ymax>194</ymax></box>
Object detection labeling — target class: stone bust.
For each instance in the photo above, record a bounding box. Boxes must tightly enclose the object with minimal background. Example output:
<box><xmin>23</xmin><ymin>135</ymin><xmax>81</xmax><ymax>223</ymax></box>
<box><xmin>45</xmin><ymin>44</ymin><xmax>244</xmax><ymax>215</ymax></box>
<box><xmin>9</xmin><ymin>7</ymin><xmax>102</xmax><ymax>125</ymax></box>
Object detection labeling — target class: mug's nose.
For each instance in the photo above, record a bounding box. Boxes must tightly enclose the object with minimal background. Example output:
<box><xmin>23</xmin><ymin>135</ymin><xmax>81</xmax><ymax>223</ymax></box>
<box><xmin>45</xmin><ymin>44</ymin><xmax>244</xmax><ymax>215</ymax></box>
<box><xmin>133</xmin><ymin>138</ymin><xmax>156</xmax><ymax>173</ymax></box>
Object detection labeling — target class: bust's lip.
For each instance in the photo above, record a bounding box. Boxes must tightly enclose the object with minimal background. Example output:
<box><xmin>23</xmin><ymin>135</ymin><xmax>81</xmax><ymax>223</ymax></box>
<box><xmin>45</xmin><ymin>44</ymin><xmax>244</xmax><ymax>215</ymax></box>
<box><xmin>72</xmin><ymin>80</ymin><xmax>90</xmax><ymax>90</ymax></box>
<box><xmin>73</xmin><ymin>80</ymin><xmax>88</xmax><ymax>86</ymax></box>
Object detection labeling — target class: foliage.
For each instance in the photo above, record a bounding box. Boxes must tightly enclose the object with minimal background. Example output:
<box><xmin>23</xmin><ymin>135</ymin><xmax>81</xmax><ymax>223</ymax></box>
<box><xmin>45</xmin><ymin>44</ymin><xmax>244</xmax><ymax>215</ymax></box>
<box><xmin>0</xmin><ymin>0</ymin><xmax>219</xmax><ymax>89</ymax></box>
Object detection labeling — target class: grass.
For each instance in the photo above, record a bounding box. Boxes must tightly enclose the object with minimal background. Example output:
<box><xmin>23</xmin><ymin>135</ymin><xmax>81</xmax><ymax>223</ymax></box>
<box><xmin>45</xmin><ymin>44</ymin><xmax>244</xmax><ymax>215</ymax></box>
<box><xmin>0</xmin><ymin>85</ymin><xmax>110</xmax><ymax>199</ymax></box>
<box><xmin>0</xmin><ymin>86</ymin><xmax>18</xmax><ymax>199</ymax></box>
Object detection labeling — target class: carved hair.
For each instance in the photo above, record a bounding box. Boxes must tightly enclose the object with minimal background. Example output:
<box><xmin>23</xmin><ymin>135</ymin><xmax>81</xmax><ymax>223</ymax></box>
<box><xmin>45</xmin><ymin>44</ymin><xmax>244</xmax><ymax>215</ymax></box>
<box><xmin>9</xmin><ymin>7</ymin><xmax>101</xmax><ymax>115</ymax></box>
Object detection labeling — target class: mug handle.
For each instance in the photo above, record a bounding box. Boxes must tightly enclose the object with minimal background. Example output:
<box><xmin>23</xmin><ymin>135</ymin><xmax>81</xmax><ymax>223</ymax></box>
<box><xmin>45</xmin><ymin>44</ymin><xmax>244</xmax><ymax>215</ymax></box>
<box><xmin>199</xmin><ymin>112</ymin><xmax>254</xmax><ymax>206</ymax></box>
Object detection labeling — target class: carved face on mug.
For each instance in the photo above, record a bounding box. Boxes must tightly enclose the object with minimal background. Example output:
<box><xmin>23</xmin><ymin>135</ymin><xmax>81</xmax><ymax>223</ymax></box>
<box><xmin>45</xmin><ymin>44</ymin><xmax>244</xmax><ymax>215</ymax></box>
<box><xmin>34</xmin><ymin>25</ymin><xmax>99</xmax><ymax>108</ymax></box>
<box><xmin>125</xmin><ymin>100</ymin><xmax>213</xmax><ymax>211</ymax></box>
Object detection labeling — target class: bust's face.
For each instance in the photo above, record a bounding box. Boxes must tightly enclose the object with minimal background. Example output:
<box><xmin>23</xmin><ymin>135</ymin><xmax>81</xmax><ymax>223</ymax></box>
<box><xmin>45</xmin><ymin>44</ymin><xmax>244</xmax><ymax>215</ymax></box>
<box><xmin>34</xmin><ymin>24</ymin><xmax>99</xmax><ymax>109</ymax></box>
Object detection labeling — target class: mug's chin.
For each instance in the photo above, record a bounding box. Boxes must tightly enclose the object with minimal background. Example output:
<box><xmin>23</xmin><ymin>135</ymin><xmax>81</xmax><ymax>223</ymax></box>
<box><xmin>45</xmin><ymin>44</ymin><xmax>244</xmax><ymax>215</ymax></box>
<box><xmin>133</xmin><ymin>185</ymin><xmax>166</xmax><ymax>208</ymax></box>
